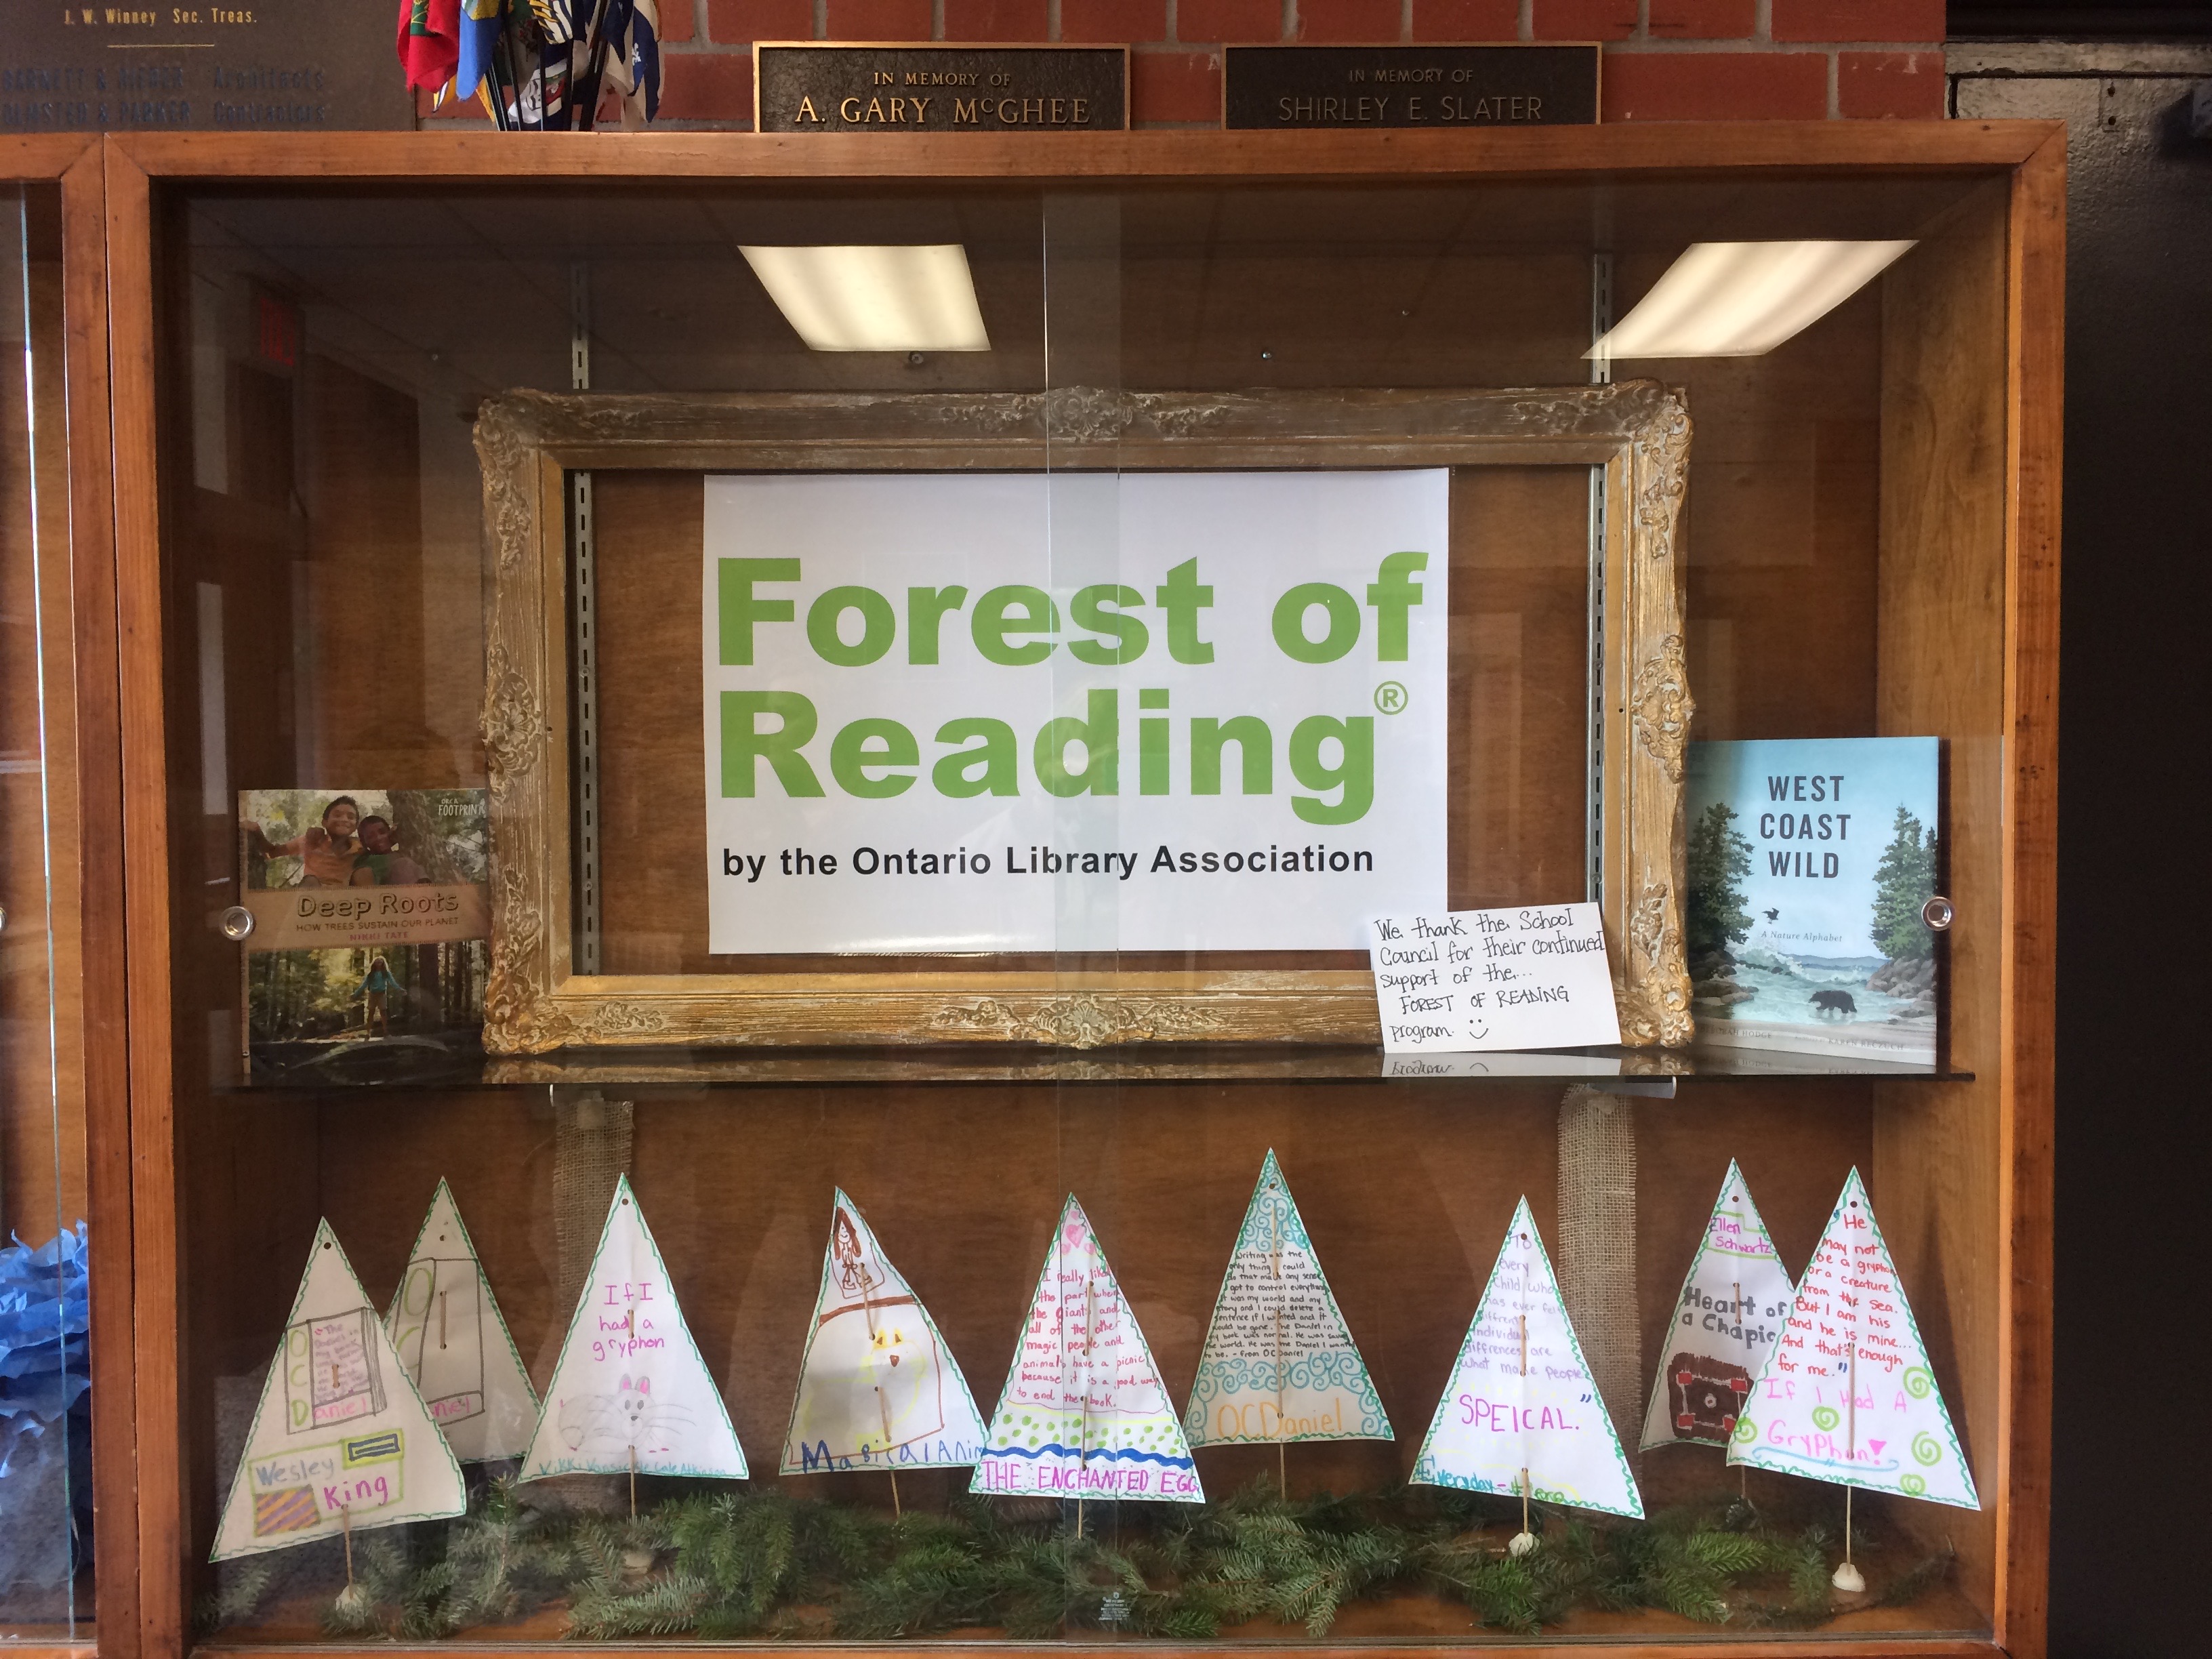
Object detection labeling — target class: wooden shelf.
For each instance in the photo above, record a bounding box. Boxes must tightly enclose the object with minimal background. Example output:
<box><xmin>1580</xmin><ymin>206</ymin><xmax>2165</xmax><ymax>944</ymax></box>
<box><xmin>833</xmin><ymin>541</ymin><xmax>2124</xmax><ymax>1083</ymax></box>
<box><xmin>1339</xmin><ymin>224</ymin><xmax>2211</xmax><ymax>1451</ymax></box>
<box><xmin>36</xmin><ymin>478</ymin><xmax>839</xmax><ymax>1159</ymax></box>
<box><xmin>223</xmin><ymin>1042</ymin><xmax>1973</xmax><ymax>1092</ymax></box>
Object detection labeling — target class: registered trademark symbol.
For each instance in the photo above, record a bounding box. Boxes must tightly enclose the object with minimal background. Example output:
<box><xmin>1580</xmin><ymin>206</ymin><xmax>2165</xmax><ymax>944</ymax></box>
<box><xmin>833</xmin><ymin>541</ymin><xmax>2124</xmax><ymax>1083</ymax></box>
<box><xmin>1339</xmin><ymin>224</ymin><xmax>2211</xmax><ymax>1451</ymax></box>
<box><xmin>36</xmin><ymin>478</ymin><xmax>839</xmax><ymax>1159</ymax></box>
<box><xmin>1374</xmin><ymin>681</ymin><xmax>1409</xmax><ymax>714</ymax></box>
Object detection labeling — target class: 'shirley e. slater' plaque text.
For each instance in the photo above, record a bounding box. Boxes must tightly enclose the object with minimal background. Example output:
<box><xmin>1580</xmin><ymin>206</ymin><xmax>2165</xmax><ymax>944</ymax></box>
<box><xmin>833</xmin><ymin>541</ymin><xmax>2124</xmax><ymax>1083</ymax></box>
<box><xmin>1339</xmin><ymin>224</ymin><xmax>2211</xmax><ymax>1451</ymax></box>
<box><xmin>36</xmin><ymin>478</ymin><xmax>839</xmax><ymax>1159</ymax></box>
<box><xmin>5</xmin><ymin>0</ymin><xmax>411</xmax><ymax>132</ymax></box>
<box><xmin>1224</xmin><ymin>45</ymin><xmax>1599</xmax><ymax>129</ymax></box>
<box><xmin>755</xmin><ymin>45</ymin><xmax>1127</xmax><ymax>133</ymax></box>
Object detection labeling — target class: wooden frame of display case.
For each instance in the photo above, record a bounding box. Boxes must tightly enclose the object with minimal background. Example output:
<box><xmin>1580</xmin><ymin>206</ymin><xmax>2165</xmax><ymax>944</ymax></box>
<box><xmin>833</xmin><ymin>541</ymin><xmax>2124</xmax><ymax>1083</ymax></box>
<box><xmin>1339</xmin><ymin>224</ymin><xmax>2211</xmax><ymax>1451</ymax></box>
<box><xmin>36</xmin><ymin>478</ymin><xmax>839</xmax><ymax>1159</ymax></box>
<box><xmin>0</xmin><ymin>132</ymin><xmax>134</xmax><ymax>1659</ymax></box>
<box><xmin>94</xmin><ymin>123</ymin><xmax>2062</xmax><ymax>1659</ymax></box>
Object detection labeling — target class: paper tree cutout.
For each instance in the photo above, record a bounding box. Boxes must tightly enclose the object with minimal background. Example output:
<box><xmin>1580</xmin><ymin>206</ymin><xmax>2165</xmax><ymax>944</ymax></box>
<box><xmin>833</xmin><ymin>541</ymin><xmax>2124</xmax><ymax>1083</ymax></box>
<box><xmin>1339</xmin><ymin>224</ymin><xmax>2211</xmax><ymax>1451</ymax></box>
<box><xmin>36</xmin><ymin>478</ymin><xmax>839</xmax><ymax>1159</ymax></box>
<box><xmin>212</xmin><ymin>1220</ymin><xmax>467</xmax><ymax>1560</ymax></box>
<box><xmin>518</xmin><ymin>1174</ymin><xmax>748</xmax><ymax>1482</ymax></box>
<box><xmin>781</xmin><ymin>1189</ymin><xmax>987</xmax><ymax>1473</ymax></box>
<box><xmin>1729</xmin><ymin>1168</ymin><xmax>1978</xmax><ymax>1509</ymax></box>
<box><xmin>1185</xmin><ymin>1151</ymin><xmax>1391</xmax><ymax>1448</ymax></box>
<box><xmin>1640</xmin><ymin>1162</ymin><xmax>1797</xmax><ymax>1451</ymax></box>
<box><xmin>972</xmin><ymin>1195</ymin><xmax>1202</xmax><ymax>1503</ymax></box>
<box><xmin>1411</xmin><ymin>1197</ymin><xmax>1643</xmax><ymax>1519</ymax></box>
<box><xmin>383</xmin><ymin>1179</ymin><xmax>538</xmax><ymax>1464</ymax></box>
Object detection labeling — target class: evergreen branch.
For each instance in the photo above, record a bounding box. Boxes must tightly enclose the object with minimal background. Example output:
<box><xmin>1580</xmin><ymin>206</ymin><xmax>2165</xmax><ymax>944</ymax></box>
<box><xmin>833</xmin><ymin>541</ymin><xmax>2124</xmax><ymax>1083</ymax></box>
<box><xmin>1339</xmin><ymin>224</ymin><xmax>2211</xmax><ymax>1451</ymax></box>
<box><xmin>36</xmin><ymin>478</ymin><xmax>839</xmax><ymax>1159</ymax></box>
<box><xmin>202</xmin><ymin>1473</ymin><xmax>1951</xmax><ymax>1641</ymax></box>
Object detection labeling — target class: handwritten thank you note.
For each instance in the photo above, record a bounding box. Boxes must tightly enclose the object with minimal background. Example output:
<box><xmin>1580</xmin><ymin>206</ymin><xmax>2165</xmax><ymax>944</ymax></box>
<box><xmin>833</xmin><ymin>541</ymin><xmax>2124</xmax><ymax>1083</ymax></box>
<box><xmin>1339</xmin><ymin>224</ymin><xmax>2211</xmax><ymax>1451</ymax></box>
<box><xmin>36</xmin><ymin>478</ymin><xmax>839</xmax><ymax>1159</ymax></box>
<box><xmin>1370</xmin><ymin>903</ymin><xmax>1620</xmax><ymax>1053</ymax></box>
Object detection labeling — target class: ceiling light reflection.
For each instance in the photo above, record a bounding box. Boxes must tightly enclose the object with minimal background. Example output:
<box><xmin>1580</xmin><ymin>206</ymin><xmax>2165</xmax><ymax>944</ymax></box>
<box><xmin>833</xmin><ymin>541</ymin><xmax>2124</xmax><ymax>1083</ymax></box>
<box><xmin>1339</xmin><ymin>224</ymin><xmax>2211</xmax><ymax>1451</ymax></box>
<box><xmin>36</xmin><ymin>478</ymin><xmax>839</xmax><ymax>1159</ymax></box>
<box><xmin>739</xmin><ymin>243</ymin><xmax>991</xmax><ymax>352</ymax></box>
<box><xmin>1589</xmin><ymin>240</ymin><xmax>1916</xmax><ymax>360</ymax></box>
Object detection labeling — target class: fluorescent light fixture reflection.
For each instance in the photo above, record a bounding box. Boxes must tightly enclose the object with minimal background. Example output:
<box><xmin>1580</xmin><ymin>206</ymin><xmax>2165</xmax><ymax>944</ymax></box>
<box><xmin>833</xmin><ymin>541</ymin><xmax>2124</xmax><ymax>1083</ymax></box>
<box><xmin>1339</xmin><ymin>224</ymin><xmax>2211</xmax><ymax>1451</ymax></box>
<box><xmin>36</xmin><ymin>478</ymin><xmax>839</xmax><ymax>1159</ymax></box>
<box><xmin>1588</xmin><ymin>240</ymin><xmax>1915</xmax><ymax>360</ymax></box>
<box><xmin>739</xmin><ymin>243</ymin><xmax>991</xmax><ymax>352</ymax></box>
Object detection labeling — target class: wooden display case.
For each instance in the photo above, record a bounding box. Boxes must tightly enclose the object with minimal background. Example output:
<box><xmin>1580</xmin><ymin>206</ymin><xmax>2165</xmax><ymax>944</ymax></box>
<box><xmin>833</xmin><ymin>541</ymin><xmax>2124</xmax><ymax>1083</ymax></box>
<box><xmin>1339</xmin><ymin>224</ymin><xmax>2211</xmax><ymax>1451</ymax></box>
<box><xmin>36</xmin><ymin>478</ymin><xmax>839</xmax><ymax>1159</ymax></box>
<box><xmin>0</xmin><ymin>134</ymin><xmax>131</xmax><ymax>1658</ymax></box>
<box><xmin>90</xmin><ymin>122</ymin><xmax>2060</xmax><ymax>1659</ymax></box>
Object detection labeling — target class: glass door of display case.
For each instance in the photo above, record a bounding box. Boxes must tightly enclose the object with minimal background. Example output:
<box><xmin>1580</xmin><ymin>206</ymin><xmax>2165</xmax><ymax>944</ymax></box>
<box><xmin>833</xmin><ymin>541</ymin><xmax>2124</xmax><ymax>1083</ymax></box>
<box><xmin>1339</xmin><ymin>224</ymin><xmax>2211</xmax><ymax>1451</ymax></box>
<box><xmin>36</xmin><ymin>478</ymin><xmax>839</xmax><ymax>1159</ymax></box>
<box><xmin>100</xmin><ymin>123</ymin><xmax>2062</xmax><ymax>1659</ymax></box>
<box><xmin>0</xmin><ymin>138</ymin><xmax>127</xmax><ymax>1651</ymax></box>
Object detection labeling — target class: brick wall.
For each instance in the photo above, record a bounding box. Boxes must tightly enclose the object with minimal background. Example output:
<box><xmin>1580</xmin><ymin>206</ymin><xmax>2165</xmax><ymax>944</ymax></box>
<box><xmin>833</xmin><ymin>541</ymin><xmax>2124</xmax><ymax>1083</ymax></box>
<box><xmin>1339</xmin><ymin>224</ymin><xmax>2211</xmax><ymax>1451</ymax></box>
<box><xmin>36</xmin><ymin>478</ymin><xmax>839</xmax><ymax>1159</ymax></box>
<box><xmin>426</xmin><ymin>0</ymin><xmax>1946</xmax><ymax>126</ymax></box>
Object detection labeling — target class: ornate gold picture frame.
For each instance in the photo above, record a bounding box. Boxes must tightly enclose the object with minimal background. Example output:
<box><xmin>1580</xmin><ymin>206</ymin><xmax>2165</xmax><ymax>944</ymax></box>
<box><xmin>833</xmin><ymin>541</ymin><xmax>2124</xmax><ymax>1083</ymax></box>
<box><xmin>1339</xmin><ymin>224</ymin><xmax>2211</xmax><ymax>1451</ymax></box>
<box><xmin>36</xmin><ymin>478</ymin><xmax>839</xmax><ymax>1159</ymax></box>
<box><xmin>476</xmin><ymin>384</ymin><xmax>1691</xmax><ymax>1053</ymax></box>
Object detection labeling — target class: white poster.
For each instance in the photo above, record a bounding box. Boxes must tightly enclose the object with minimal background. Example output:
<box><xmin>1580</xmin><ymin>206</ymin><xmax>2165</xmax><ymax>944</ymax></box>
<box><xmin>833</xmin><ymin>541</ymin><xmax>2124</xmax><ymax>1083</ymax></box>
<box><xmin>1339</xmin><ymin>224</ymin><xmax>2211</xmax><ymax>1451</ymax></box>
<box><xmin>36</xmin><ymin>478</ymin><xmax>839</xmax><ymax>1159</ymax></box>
<box><xmin>702</xmin><ymin>470</ymin><xmax>1450</xmax><ymax>954</ymax></box>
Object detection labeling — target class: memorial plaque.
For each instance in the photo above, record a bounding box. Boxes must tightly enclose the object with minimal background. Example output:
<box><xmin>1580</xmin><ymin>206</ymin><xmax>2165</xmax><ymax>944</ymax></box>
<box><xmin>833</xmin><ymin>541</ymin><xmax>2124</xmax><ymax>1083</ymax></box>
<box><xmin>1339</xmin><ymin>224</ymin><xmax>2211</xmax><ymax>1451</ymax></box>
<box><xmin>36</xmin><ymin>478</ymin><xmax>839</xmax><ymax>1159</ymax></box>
<box><xmin>1224</xmin><ymin>45</ymin><xmax>1599</xmax><ymax>129</ymax></box>
<box><xmin>4</xmin><ymin>0</ymin><xmax>412</xmax><ymax>133</ymax></box>
<box><xmin>754</xmin><ymin>44</ymin><xmax>1127</xmax><ymax>133</ymax></box>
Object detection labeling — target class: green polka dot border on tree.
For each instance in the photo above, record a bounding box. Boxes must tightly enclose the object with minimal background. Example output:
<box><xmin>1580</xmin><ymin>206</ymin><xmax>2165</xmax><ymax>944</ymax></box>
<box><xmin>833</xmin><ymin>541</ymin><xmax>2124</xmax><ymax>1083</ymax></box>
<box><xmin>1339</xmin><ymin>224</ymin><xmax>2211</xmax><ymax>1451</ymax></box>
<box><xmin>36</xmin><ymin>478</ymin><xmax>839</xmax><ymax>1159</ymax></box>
<box><xmin>970</xmin><ymin>1195</ymin><xmax>1202</xmax><ymax>1503</ymax></box>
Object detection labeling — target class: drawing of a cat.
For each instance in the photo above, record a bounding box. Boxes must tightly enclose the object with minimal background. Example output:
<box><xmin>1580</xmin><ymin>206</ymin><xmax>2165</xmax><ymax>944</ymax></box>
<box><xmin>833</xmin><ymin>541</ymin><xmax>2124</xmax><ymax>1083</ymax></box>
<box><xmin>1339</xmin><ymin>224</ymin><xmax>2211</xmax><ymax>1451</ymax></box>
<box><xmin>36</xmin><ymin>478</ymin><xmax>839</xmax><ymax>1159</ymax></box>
<box><xmin>556</xmin><ymin>1373</ymin><xmax>696</xmax><ymax>1455</ymax></box>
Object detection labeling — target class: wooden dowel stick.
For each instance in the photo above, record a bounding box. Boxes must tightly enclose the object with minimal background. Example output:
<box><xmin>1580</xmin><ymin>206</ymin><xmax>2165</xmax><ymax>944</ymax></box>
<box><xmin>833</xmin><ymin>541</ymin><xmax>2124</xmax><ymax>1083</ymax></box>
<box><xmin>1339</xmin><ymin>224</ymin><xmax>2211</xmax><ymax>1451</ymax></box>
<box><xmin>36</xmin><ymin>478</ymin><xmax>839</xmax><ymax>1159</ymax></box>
<box><xmin>1830</xmin><ymin>1338</ymin><xmax>1866</xmax><ymax>1594</ymax></box>
<box><xmin>342</xmin><ymin>1503</ymin><xmax>353</xmax><ymax>1586</ymax></box>
<box><xmin>1736</xmin><ymin>1279</ymin><xmax>1747</xmax><ymax>1500</ymax></box>
<box><xmin>629</xmin><ymin>1443</ymin><xmax>637</xmax><ymax>1519</ymax></box>
<box><xmin>864</xmin><ymin>1355</ymin><xmax>900</xmax><ymax>1513</ymax></box>
<box><xmin>857</xmin><ymin>1267</ymin><xmax>905</xmax><ymax>1520</ymax></box>
<box><xmin>1845</xmin><ymin>1338</ymin><xmax>1857</xmax><ymax>1563</ymax></box>
<box><xmin>1272</xmin><ymin>1199</ymin><xmax>1288</xmax><ymax>1499</ymax></box>
<box><xmin>1517</xmin><ymin>1311</ymin><xmax>1533</xmax><ymax>1547</ymax></box>
<box><xmin>1076</xmin><ymin>1276</ymin><xmax>1097</xmax><ymax>1540</ymax></box>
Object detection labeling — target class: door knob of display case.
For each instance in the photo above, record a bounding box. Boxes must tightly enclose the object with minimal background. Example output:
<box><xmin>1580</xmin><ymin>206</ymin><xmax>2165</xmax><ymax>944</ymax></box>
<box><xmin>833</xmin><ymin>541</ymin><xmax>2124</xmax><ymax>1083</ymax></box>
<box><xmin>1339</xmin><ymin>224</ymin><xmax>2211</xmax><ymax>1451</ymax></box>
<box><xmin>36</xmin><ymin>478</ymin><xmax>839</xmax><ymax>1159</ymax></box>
<box><xmin>218</xmin><ymin>905</ymin><xmax>255</xmax><ymax>942</ymax></box>
<box><xmin>1921</xmin><ymin>895</ymin><xmax>1954</xmax><ymax>932</ymax></box>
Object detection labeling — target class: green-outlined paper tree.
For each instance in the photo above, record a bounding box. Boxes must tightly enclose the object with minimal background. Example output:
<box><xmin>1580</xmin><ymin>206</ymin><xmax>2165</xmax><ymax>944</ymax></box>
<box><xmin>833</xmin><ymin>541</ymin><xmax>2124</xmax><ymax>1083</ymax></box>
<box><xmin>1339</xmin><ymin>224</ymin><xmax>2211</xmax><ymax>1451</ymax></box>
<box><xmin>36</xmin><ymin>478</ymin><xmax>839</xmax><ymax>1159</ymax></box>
<box><xmin>781</xmin><ymin>1188</ymin><xmax>986</xmax><ymax>1477</ymax></box>
<box><xmin>1729</xmin><ymin>1168</ymin><xmax>1978</xmax><ymax>1510</ymax></box>
<box><xmin>1412</xmin><ymin>1197</ymin><xmax>1642</xmax><ymax>1521</ymax></box>
<box><xmin>384</xmin><ymin>1179</ymin><xmax>539</xmax><ymax>1464</ymax></box>
<box><xmin>213</xmin><ymin>1221</ymin><xmax>466</xmax><ymax>1560</ymax></box>
<box><xmin>518</xmin><ymin>1174</ymin><xmax>747</xmax><ymax>1483</ymax></box>
<box><xmin>1640</xmin><ymin>1162</ymin><xmax>1795</xmax><ymax>1451</ymax></box>
<box><xmin>1185</xmin><ymin>1150</ymin><xmax>1391</xmax><ymax>1453</ymax></box>
<box><xmin>972</xmin><ymin>1195</ymin><xmax>1202</xmax><ymax>1504</ymax></box>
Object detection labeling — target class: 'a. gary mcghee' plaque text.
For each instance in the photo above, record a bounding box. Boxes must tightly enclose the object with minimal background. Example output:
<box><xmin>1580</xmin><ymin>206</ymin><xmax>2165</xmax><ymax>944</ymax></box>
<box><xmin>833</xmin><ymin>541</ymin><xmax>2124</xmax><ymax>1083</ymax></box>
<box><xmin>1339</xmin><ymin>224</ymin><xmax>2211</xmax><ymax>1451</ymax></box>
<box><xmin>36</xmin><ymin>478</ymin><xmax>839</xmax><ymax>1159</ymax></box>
<box><xmin>755</xmin><ymin>45</ymin><xmax>1127</xmax><ymax>132</ymax></box>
